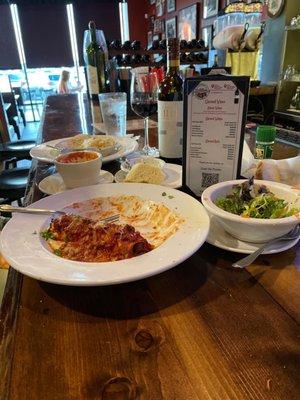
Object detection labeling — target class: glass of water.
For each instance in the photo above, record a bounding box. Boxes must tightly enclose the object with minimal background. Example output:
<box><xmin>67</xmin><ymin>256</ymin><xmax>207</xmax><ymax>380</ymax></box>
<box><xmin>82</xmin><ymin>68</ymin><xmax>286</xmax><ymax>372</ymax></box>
<box><xmin>98</xmin><ymin>92</ymin><xmax>127</xmax><ymax>136</ymax></box>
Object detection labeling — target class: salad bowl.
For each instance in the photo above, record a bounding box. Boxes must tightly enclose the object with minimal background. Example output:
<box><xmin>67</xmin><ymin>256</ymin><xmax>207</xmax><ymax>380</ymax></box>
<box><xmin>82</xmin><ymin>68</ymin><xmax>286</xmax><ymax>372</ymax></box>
<box><xmin>202</xmin><ymin>180</ymin><xmax>300</xmax><ymax>243</ymax></box>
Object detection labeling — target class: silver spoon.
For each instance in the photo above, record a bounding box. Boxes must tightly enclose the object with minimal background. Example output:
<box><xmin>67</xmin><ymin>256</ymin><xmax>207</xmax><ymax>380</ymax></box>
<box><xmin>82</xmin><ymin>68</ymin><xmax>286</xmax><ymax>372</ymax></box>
<box><xmin>232</xmin><ymin>225</ymin><xmax>300</xmax><ymax>269</ymax></box>
<box><xmin>0</xmin><ymin>205</ymin><xmax>120</xmax><ymax>223</ymax></box>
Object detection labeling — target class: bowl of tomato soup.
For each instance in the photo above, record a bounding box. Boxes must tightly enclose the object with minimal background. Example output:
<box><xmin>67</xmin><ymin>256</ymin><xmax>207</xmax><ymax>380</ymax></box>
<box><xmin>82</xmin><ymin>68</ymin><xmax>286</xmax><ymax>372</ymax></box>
<box><xmin>55</xmin><ymin>150</ymin><xmax>102</xmax><ymax>188</ymax></box>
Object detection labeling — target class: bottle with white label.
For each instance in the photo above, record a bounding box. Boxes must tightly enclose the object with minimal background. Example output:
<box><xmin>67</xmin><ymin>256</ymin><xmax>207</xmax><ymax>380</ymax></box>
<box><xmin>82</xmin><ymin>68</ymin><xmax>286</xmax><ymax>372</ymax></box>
<box><xmin>158</xmin><ymin>38</ymin><xmax>183</xmax><ymax>160</ymax></box>
<box><xmin>83</xmin><ymin>21</ymin><xmax>107</xmax><ymax>103</ymax></box>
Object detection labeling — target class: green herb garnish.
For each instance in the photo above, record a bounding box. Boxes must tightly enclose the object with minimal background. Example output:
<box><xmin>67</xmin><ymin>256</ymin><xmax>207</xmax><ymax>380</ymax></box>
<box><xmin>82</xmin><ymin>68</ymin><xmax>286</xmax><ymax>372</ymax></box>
<box><xmin>162</xmin><ymin>192</ymin><xmax>167</xmax><ymax>196</ymax></box>
<box><xmin>41</xmin><ymin>229</ymin><xmax>54</xmax><ymax>240</ymax></box>
<box><xmin>54</xmin><ymin>249</ymin><xmax>62</xmax><ymax>257</ymax></box>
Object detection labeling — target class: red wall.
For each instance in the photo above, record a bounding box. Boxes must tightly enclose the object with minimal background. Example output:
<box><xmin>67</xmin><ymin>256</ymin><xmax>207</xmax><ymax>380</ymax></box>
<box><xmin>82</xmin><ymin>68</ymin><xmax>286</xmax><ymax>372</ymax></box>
<box><xmin>129</xmin><ymin>0</ymin><xmax>227</xmax><ymax>44</ymax></box>
<box><xmin>128</xmin><ymin>0</ymin><xmax>149</xmax><ymax>47</ymax></box>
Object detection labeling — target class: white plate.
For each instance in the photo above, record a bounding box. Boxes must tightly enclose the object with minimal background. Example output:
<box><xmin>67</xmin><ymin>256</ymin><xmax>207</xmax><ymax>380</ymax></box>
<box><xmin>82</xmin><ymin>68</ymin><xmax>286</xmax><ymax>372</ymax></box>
<box><xmin>207</xmin><ymin>215</ymin><xmax>300</xmax><ymax>254</ymax></box>
<box><xmin>30</xmin><ymin>135</ymin><xmax>139</xmax><ymax>164</ymax></box>
<box><xmin>38</xmin><ymin>170</ymin><xmax>114</xmax><ymax>195</ymax></box>
<box><xmin>0</xmin><ymin>184</ymin><xmax>209</xmax><ymax>286</ymax></box>
<box><xmin>114</xmin><ymin>163</ymin><xmax>182</xmax><ymax>189</ymax></box>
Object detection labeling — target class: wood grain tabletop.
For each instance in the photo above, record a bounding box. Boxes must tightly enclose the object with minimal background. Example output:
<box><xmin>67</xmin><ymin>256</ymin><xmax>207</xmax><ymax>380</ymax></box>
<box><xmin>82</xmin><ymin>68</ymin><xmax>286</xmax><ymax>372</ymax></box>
<box><xmin>0</xmin><ymin>94</ymin><xmax>299</xmax><ymax>400</ymax></box>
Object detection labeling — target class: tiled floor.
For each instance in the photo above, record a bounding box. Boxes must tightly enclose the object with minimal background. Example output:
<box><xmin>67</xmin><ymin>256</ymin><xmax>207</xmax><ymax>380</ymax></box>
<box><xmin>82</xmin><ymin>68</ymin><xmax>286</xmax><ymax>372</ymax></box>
<box><xmin>0</xmin><ymin>120</ymin><xmax>40</xmax><ymax>306</ymax></box>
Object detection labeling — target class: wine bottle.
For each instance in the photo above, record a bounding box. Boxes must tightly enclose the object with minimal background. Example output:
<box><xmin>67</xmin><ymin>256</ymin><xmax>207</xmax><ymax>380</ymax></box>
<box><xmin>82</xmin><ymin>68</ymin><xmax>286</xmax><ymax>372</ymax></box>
<box><xmin>188</xmin><ymin>39</ymin><xmax>197</xmax><ymax>49</ymax></box>
<box><xmin>131</xmin><ymin>40</ymin><xmax>141</xmax><ymax>50</ymax></box>
<box><xmin>132</xmin><ymin>54</ymin><xmax>141</xmax><ymax>64</ymax></box>
<box><xmin>85</xmin><ymin>21</ymin><xmax>107</xmax><ymax>100</ymax></box>
<box><xmin>122</xmin><ymin>40</ymin><xmax>132</xmax><ymax>50</ymax></box>
<box><xmin>114</xmin><ymin>54</ymin><xmax>123</xmax><ymax>64</ymax></box>
<box><xmin>110</xmin><ymin>39</ymin><xmax>121</xmax><ymax>49</ymax></box>
<box><xmin>124</xmin><ymin>54</ymin><xmax>132</xmax><ymax>65</ymax></box>
<box><xmin>159</xmin><ymin>39</ymin><xmax>167</xmax><ymax>49</ymax></box>
<box><xmin>186</xmin><ymin>53</ymin><xmax>194</xmax><ymax>62</ymax></box>
<box><xmin>180</xmin><ymin>40</ymin><xmax>188</xmax><ymax>50</ymax></box>
<box><xmin>141</xmin><ymin>54</ymin><xmax>150</xmax><ymax>63</ymax></box>
<box><xmin>180</xmin><ymin>52</ymin><xmax>187</xmax><ymax>63</ymax></box>
<box><xmin>197</xmin><ymin>39</ymin><xmax>205</xmax><ymax>48</ymax></box>
<box><xmin>158</xmin><ymin>38</ymin><xmax>183</xmax><ymax>160</ymax></box>
<box><xmin>194</xmin><ymin>52</ymin><xmax>207</xmax><ymax>63</ymax></box>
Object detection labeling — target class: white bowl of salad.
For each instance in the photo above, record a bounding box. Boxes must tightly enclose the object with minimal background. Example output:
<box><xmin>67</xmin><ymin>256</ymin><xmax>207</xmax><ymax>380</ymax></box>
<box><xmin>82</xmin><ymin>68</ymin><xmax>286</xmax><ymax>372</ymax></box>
<box><xmin>201</xmin><ymin>178</ymin><xmax>300</xmax><ymax>243</ymax></box>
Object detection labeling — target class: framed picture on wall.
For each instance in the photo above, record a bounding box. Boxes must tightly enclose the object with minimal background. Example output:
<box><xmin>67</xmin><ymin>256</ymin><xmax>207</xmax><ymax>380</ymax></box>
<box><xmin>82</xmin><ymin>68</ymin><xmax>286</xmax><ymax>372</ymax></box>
<box><xmin>202</xmin><ymin>25</ymin><xmax>213</xmax><ymax>49</ymax></box>
<box><xmin>203</xmin><ymin>0</ymin><xmax>219</xmax><ymax>19</ymax></box>
<box><xmin>156</xmin><ymin>0</ymin><xmax>164</xmax><ymax>17</ymax></box>
<box><xmin>178</xmin><ymin>4</ymin><xmax>198</xmax><ymax>41</ymax></box>
<box><xmin>153</xmin><ymin>18</ymin><xmax>165</xmax><ymax>34</ymax></box>
<box><xmin>167</xmin><ymin>0</ymin><xmax>176</xmax><ymax>13</ymax></box>
<box><xmin>166</xmin><ymin>17</ymin><xmax>177</xmax><ymax>39</ymax></box>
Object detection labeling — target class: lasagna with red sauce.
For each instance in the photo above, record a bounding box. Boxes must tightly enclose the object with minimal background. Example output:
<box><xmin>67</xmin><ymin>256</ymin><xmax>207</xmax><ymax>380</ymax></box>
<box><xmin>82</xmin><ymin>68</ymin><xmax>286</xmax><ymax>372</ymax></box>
<box><xmin>41</xmin><ymin>214</ymin><xmax>153</xmax><ymax>262</ymax></box>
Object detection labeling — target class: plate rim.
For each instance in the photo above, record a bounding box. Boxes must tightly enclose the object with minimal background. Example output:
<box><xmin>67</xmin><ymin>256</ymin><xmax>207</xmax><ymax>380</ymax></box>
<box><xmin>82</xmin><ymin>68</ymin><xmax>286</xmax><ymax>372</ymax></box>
<box><xmin>38</xmin><ymin>170</ymin><xmax>114</xmax><ymax>195</ymax></box>
<box><xmin>1</xmin><ymin>183</ymin><xmax>210</xmax><ymax>286</ymax></box>
<box><xmin>30</xmin><ymin>135</ymin><xmax>139</xmax><ymax>164</ymax></box>
<box><xmin>207</xmin><ymin>215</ymin><xmax>299</xmax><ymax>254</ymax></box>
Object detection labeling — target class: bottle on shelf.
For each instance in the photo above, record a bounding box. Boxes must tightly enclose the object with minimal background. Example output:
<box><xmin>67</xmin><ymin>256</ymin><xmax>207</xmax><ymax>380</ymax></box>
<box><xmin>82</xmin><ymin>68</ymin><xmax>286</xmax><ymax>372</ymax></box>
<box><xmin>180</xmin><ymin>53</ymin><xmax>187</xmax><ymax>63</ymax></box>
<box><xmin>122</xmin><ymin>40</ymin><xmax>132</xmax><ymax>50</ymax></box>
<box><xmin>197</xmin><ymin>39</ymin><xmax>205</xmax><ymax>48</ymax></box>
<box><xmin>180</xmin><ymin>40</ymin><xmax>188</xmax><ymax>50</ymax></box>
<box><xmin>114</xmin><ymin>54</ymin><xmax>123</xmax><ymax>65</ymax></box>
<box><xmin>131</xmin><ymin>40</ymin><xmax>141</xmax><ymax>50</ymax></box>
<box><xmin>158</xmin><ymin>38</ymin><xmax>183</xmax><ymax>160</ymax></box>
<box><xmin>141</xmin><ymin>54</ymin><xmax>150</xmax><ymax>63</ymax></box>
<box><xmin>110</xmin><ymin>39</ymin><xmax>121</xmax><ymax>49</ymax></box>
<box><xmin>123</xmin><ymin>54</ymin><xmax>132</xmax><ymax>65</ymax></box>
<box><xmin>194</xmin><ymin>52</ymin><xmax>207</xmax><ymax>63</ymax></box>
<box><xmin>84</xmin><ymin>21</ymin><xmax>108</xmax><ymax>101</ymax></box>
<box><xmin>131</xmin><ymin>54</ymin><xmax>141</xmax><ymax>64</ymax></box>
<box><xmin>186</xmin><ymin>53</ymin><xmax>194</xmax><ymax>63</ymax></box>
<box><xmin>159</xmin><ymin>39</ymin><xmax>167</xmax><ymax>49</ymax></box>
<box><xmin>188</xmin><ymin>39</ymin><xmax>198</xmax><ymax>49</ymax></box>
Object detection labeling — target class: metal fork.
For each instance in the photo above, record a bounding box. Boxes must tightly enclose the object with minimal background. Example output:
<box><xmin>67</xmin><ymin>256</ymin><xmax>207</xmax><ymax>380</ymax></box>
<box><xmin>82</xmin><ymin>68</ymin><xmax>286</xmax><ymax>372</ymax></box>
<box><xmin>0</xmin><ymin>204</ymin><xmax>119</xmax><ymax>224</ymax></box>
<box><xmin>232</xmin><ymin>225</ymin><xmax>300</xmax><ymax>269</ymax></box>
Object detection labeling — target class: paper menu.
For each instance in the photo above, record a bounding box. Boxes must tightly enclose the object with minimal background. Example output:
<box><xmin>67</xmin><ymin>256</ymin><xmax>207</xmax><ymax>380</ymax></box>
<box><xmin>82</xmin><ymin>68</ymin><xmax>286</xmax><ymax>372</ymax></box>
<box><xmin>183</xmin><ymin>75</ymin><xmax>249</xmax><ymax>196</ymax></box>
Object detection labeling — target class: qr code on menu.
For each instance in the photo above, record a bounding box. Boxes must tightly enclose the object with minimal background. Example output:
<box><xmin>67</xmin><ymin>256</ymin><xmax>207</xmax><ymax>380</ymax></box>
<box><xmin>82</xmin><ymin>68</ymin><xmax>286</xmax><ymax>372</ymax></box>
<box><xmin>201</xmin><ymin>172</ymin><xmax>219</xmax><ymax>188</ymax></box>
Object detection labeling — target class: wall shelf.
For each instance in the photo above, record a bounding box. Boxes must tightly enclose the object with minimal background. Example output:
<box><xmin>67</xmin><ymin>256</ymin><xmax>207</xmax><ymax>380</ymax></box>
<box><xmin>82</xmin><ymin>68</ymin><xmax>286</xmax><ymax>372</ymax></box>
<box><xmin>108</xmin><ymin>47</ymin><xmax>209</xmax><ymax>56</ymax></box>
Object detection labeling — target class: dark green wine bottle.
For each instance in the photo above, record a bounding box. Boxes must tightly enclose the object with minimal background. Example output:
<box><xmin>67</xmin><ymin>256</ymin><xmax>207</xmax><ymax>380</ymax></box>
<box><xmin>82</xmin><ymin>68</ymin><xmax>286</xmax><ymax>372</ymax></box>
<box><xmin>86</xmin><ymin>21</ymin><xmax>106</xmax><ymax>99</ymax></box>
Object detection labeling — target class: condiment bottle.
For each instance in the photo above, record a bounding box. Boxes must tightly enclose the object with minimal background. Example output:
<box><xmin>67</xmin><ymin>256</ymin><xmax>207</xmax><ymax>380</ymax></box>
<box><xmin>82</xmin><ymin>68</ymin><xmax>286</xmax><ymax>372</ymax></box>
<box><xmin>255</xmin><ymin>125</ymin><xmax>276</xmax><ymax>159</ymax></box>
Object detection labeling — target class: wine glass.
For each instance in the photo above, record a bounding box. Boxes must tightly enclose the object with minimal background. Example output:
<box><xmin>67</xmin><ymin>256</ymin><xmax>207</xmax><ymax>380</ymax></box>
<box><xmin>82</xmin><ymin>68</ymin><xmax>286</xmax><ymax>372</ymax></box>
<box><xmin>130</xmin><ymin>71</ymin><xmax>159</xmax><ymax>157</ymax></box>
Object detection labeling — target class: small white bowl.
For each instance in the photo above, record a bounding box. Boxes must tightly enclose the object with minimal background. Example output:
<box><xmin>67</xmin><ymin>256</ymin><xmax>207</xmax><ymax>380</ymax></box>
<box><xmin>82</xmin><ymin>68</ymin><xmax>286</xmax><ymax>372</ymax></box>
<box><xmin>55</xmin><ymin>150</ymin><xmax>102</xmax><ymax>189</ymax></box>
<box><xmin>201</xmin><ymin>180</ymin><xmax>300</xmax><ymax>243</ymax></box>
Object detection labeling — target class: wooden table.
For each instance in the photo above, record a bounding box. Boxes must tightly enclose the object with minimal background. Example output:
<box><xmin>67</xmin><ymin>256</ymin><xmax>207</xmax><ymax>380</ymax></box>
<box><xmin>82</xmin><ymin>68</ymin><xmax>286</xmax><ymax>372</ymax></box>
<box><xmin>0</xmin><ymin>94</ymin><xmax>299</xmax><ymax>400</ymax></box>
